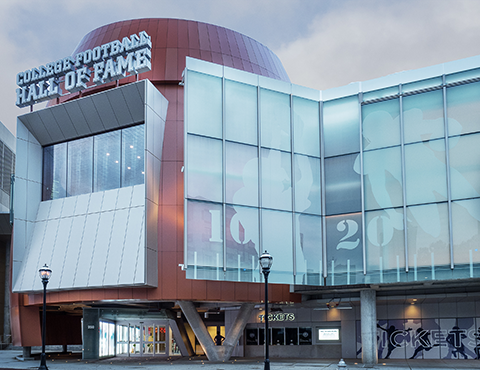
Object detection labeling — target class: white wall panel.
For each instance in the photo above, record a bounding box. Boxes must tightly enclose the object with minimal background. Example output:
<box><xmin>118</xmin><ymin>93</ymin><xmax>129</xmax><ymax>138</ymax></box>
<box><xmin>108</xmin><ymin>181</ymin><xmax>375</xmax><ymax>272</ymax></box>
<box><xmin>74</xmin><ymin>213</ymin><xmax>100</xmax><ymax>288</ymax></box>
<box><xmin>119</xmin><ymin>206</ymin><xmax>144</xmax><ymax>285</ymax></box>
<box><xmin>73</xmin><ymin>193</ymin><xmax>90</xmax><ymax>215</ymax></box>
<box><xmin>103</xmin><ymin>209</ymin><xmax>129</xmax><ymax>286</ymax></box>
<box><xmin>101</xmin><ymin>188</ymin><xmax>119</xmax><ymax>212</ymax></box>
<box><xmin>49</xmin><ymin>198</ymin><xmax>64</xmax><ymax>219</ymax></box>
<box><xmin>88</xmin><ymin>192</ymin><xmax>104</xmax><ymax>214</ymax></box>
<box><xmin>131</xmin><ymin>184</ymin><xmax>145</xmax><ymax>207</ymax></box>
<box><xmin>61</xmin><ymin>196</ymin><xmax>77</xmax><ymax>218</ymax></box>
<box><xmin>49</xmin><ymin>217</ymin><xmax>73</xmax><ymax>289</ymax></box>
<box><xmin>27</xmin><ymin>141</ymin><xmax>43</xmax><ymax>183</ymax></box>
<box><xmin>61</xmin><ymin>215</ymin><xmax>86</xmax><ymax>289</ymax></box>
<box><xmin>88</xmin><ymin>211</ymin><xmax>115</xmax><ymax>287</ymax></box>
<box><xmin>26</xmin><ymin>181</ymin><xmax>42</xmax><ymax>221</ymax></box>
<box><xmin>14</xmin><ymin>178</ymin><xmax>27</xmax><ymax>221</ymax></box>
<box><xmin>116</xmin><ymin>186</ymin><xmax>133</xmax><ymax>209</ymax></box>
<box><xmin>36</xmin><ymin>201</ymin><xmax>52</xmax><ymax>221</ymax></box>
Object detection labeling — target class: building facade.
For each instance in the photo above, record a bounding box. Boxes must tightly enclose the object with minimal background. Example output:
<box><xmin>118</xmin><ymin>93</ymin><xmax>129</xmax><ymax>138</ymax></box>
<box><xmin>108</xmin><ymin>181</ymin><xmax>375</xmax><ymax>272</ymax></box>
<box><xmin>10</xmin><ymin>18</ymin><xmax>480</xmax><ymax>364</ymax></box>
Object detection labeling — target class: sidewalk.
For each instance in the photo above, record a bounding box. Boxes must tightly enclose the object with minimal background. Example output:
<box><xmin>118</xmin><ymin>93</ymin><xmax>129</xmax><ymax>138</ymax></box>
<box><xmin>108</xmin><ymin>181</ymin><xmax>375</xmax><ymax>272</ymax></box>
<box><xmin>0</xmin><ymin>350</ymin><xmax>479</xmax><ymax>370</ymax></box>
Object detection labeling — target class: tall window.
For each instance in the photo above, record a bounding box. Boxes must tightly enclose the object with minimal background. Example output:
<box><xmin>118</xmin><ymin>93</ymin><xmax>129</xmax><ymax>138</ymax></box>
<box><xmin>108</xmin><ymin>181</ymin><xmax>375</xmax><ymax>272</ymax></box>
<box><xmin>43</xmin><ymin>124</ymin><xmax>144</xmax><ymax>200</ymax></box>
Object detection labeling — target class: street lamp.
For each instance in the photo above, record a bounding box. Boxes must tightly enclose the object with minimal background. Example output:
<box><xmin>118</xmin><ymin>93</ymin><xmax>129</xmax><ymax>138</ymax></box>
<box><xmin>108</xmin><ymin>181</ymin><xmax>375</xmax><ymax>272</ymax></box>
<box><xmin>259</xmin><ymin>251</ymin><xmax>273</xmax><ymax>370</ymax></box>
<box><xmin>38</xmin><ymin>264</ymin><xmax>52</xmax><ymax>370</ymax></box>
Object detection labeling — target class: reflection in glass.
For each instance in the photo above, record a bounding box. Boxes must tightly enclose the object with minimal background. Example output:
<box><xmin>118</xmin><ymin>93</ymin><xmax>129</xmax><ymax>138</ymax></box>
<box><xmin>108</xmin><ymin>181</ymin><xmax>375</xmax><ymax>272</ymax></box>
<box><xmin>447</xmin><ymin>82</ymin><xmax>480</xmax><ymax>137</ymax></box>
<box><xmin>362</xmin><ymin>99</ymin><xmax>400</xmax><ymax>151</ymax></box>
<box><xmin>67</xmin><ymin>137</ymin><xmax>93</xmax><ymax>196</ymax></box>
<box><xmin>186</xmin><ymin>201</ymin><xmax>223</xmax><ymax>280</ymax></box>
<box><xmin>225</xmin><ymin>80</ymin><xmax>257</xmax><ymax>145</ymax></box>
<box><xmin>122</xmin><ymin>125</ymin><xmax>144</xmax><ymax>188</ymax></box>
<box><xmin>404</xmin><ymin>139</ymin><xmax>447</xmax><ymax>206</ymax></box>
<box><xmin>226</xmin><ymin>142</ymin><xmax>258</xmax><ymax>207</ymax></box>
<box><xmin>262</xmin><ymin>209</ymin><xmax>293</xmax><ymax>283</ymax></box>
<box><xmin>299</xmin><ymin>327</ymin><xmax>312</xmax><ymax>345</ymax></box>
<box><xmin>260</xmin><ymin>88</ymin><xmax>291</xmax><ymax>151</ymax></box>
<box><xmin>286</xmin><ymin>328</ymin><xmax>298</xmax><ymax>345</ymax></box>
<box><xmin>94</xmin><ymin>130</ymin><xmax>121</xmax><ymax>192</ymax></box>
<box><xmin>295</xmin><ymin>213</ymin><xmax>322</xmax><ymax>285</ymax></box>
<box><xmin>187</xmin><ymin>71</ymin><xmax>222</xmax><ymax>138</ymax></box>
<box><xmin>294</xmin><ymin>154</ymin><xmax>321</xmax><ymax>215</ymax></box>
<box><xmin>187</xmin><ymin>135</ymin><xmax>222</xmax><ymax>202</ymax></box>
<box><xmin>225</xmin><ymin>205</ymin><xmax>259</xmax><ymax>282</ymax></box>
<box><xmin>272</xmin><ymin>328</ymin><xmax>285</xmax><ymax>345</ymax></box>
<box><xmin>448</xmin><ymin>133</ymin><xmax>480</xmax><ymax>200</ymax></box>
<box><xmin>407</xmin><ymin>203</ymin><xmax>450</xmax><ymax>280</ymax></box>
<box><xmin>293</xmin><ymin>96</ymin><xmax>320</xmax><ymax>157</ymax></box>
<box><xmin>246</xmin><ymin>328</ymin><xmax>258</xmax><ymax>345</ymax></box>
<box><xmin>363</xmin><ymin>146</ymin><xmax>403</xmax><ymax>211</ymax></box>
<box><xmin>326</xmin><ymin>213</ymin><xmax>363</xmax><ymax>285</ymax></box>
<box><xmin>365</xmin><ymin>208</ymin><xmax>405</xmax><ymax>283</ymax></box>
<box><xmin>261</xmin><ymin>148</ymin><xmax>292</xmax><ymax>211</ymax></box>
<box><xmin>403</xmin><ymin>90</ymin><xmax>444</xmax><ymax>144</ymax></box>
<box><xmin>323</xmin><ymin>96</ymin><xmax>359</xmax><ymax>157</ymax></box>
<box><xmin>325</xmin><ymin>154</ymin><xmax>361</xmax><ymax>215</ymax></box>
<box><xmin>43</xmin><ymin>143</ymin><xmax>67</xmax><ymax>200</ymax></box>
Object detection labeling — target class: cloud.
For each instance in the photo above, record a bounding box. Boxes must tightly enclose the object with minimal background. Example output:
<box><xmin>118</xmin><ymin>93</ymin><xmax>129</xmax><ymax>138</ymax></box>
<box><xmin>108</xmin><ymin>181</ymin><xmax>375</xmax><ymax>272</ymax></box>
<box><xmin>275</xmin><ymin>0</ymin><xmax>480</xmax><ymax>90</ymax></box>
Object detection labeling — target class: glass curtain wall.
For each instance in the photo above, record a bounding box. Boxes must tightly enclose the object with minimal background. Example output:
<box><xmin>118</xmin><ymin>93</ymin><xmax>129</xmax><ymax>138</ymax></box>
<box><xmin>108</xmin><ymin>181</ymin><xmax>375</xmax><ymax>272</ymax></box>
<box><xmin>185</xmin><ymin>60</ymin><xmax>480</xmax><ymax>285</ymax></box>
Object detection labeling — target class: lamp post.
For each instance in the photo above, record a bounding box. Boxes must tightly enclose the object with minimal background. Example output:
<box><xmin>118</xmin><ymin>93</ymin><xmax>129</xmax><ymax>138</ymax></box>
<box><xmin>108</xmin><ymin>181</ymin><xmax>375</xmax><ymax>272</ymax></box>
<box><xmin>38</xmin><ymin>264</ymin><xmax>52</xmax><ymax>370</ymax></box>
<box><xmin>259</xmin><ymin>251</ymin><xmax>273</xmax><ymax>370</ymax></box>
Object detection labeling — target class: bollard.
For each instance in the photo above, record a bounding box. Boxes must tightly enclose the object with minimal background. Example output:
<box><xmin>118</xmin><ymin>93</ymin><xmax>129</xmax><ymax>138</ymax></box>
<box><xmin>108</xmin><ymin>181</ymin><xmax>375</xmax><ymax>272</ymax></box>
<box><xmin>337</xmin><ymin>358</ymin><xmax>347</xmax><ymax>370</ymax></box>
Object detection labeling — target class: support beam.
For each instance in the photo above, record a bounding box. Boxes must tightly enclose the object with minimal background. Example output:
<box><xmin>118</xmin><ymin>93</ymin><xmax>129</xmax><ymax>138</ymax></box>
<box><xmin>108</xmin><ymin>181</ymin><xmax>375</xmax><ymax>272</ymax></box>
<box><xmin>218</xmin><ymin>303</ymin><xmax>254</xmax><ymax>360</ymax></box>
<box><xmin>360</xmin><ymin>289</ymin><xmax>377</xmax><ymax>367</ymax></box>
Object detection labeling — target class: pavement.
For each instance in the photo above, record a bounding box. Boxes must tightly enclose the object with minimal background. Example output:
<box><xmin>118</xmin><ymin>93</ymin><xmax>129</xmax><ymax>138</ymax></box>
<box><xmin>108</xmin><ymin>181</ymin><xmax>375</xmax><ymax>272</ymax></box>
<box><xmin>0</xmin><ymin>350</ymin><xmax>479</xmax><ymax>370</ymax></box>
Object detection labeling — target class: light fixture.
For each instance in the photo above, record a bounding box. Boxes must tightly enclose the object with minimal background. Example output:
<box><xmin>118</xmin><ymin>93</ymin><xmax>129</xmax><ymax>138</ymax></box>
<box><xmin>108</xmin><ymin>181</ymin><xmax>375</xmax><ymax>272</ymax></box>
<box><xmin>38</xmin><ymin>264</ymin><xmax>52</xmax><ymax>370</ymax></box>
<box><xmin>259</xmin><ymin>251</ymin><xmax>273</xmax><ymax>370</ymax></box>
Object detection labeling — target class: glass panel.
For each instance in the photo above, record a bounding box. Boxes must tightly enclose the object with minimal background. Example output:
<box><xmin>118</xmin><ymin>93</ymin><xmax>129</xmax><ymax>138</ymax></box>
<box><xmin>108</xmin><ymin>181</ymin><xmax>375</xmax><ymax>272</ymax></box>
<box><xmin>43</xmin><ymin>143</ymin><xmax>67</xmax><ymax>200</ymax></box>
<box><xmin>187</xmin><ymin>135</ymin><xmax>222</xmax><ymax>203</ymax></box>
<box><xmin>365</xmin><ymin>208</ymin><xmax>406</xmax><ymax>284</ymax></box>
<box><xmin>94</xmin><ymin>130</ymin><xmax>121</xmax><ymax>192</ymax></box>
<box><xmin>144</xmin><ymin>325</ymin><xmax>154</xmax><ymax>341</ymax></box>
<box><xmin>447</xmin><ymin>82</ymin><xmax>480</xmax><ymax>137</ymax></box>
<box><xmin>260</xmin><ymin>88</ymin><xmax>291</xmax><ymax>151</ymax></box>
<box><xmin>259</xmin><ymin>328</ymin><xmax>265</xmax><ymax>345</ymax></box>
<box><xmin>155</xmin><ymin>343</ymin><xmax>166</xmax><ymax>354</ymax></box>
<box><xmin>225</xmin><ymin>205</ymin><xmax>259</xmax><ymax>282</ymax></box>
<box><xmin>323</xmin><ymin>96</ymin><xmax>359</xmax><ymax>157</ymax></box>
<box><xmin>403</xmin><ymin>90</ymin><xmax>444</xmax><ymax>145</ymax></box>
<box><xmin>186</xmin><ymin>201</ymin><xmax>223</xmax><ymax>280</ymax></box>
<box><xmin>187</xmin><ymin>71</ymin><xmax>222</xmax><ymax>138</ymax></box>
<box><xmin>246</xmin><ymin>328</ymin><xmax>258</xmax><ymax>345</ymax></box>
<box><xmin>261</xmin><ymin>209</ymin><xmax>293</xmax><ymax>284</ymax></box>
<box><xmin>326</xmin><ymin>212</ymin><xmax>363</xmax><ymax>286</ymax></box>
<box><xmin>272</xmin><ymin>328</ymin><xmax>285</xmax><ymax>345</ymax></box>
<box><xmin>225</xmin><ymin>79</ymin><xmax>257</xmax><ymax>145</ymax></box>
<box><xmin>449</xmin><ymin>133</ymin><xmax>480</xmax><ymax>200</ymax></box>
<box><xmin>122</xmin><ymin>125</ymin><xmax>144</xmax><ymax>187</ymax></box>
<box><xmin>404</xmin><ymin>139</ymin><xmax>447</xmax><ymax>205</ymax></box>
<box><xmin>363</xmin><ymin>146</ymin><xmax>403</xmax><ymax>210</ymax></box>
<box><xmin>2</xmin><ymin>145</ymin><xmax>13</xmax><ymax>195</ymax></box>
<box><xmin>261</xmin><ymin>148</ymin><xmax>292</xmax><ymax>211</ymax></box>
<box><xmin>225</xmin><ymin>142</ymin><xmax>258</xmax><ymax>207</ymax></box>
<box><xmin>294</xmin><ymin>154</ymin><xmax>321</xmax><ymax>215</ymax></box>
<box><xmin>407</xmin><ymin>203</ymin><xmax>450</xmax><ymax>281</ymax></box>
<box><xmin>299</xmin><ymin>327</ymin><xmax>312</xmax><ymax>345</ymax></box>
<box><xmin>295</xmin><ymin>213</ymin><xmax>322</xmax><ymax>285</ymax></box>
<box><xmin>67</xmin><ymin>137</ymin><xmax>93</xmax><ymax>196</ymax></box>
<box><xmin>143</xmin><ymin>343</ymin><xmax>153</xmax><ymax>354</ymax></box>
<box><xmin>286</xmin><ymin>328</ymin><xmax>298</xmax><ymax>345</ymax></box>
<box><xmin>293</xmin><ymin>96</ymin><xmax>320</xmax><ymax>157</ymax></box>
<box><xmin>325</xmin><ymin>153</ymin><xmax>361</xmax><ymax>215</ymax></box>
<box><xmin>156</xmin><ymin>326</ymin><xmax>166</xmax><ymax>342</ymax></box>
<box><xmin>452</xmin><ymin>199</ymin><xmax>480</xmax><ymax>279</ymax></box>
<box><xmin>362</xmin><ymin>99</ymin><xmax>400</xmax><ymax>151</ymax></box>
<box><xmin>403</xmin><ymin>77</ymin><xmax>442</xmax><ymax>93</ymax></box>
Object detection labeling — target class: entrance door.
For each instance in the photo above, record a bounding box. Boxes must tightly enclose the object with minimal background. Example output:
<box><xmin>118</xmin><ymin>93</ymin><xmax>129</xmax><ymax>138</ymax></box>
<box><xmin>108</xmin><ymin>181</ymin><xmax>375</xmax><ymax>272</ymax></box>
<box><xmin>116</xmin><ymin>321</ymin><xmax>171</xmax><ymax>357</ymax></box>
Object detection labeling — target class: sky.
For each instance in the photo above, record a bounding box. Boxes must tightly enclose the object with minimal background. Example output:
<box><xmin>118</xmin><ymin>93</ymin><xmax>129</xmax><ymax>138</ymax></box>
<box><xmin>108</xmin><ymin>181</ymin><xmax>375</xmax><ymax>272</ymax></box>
<box><xmin>2</xmin><ymin>0</ymin><xmax>480</xmax><ymax>135</ymax></box>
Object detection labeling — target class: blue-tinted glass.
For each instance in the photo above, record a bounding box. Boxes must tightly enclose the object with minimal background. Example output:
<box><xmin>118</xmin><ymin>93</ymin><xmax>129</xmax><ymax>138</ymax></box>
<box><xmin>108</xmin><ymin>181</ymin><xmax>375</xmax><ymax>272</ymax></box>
<box><xmin>187</xmin><ymin>71</ymin><xmax>222</xmax><ymax>139</ymax></box>
<box><xmin>225</xmin><ymin>80</ymin><xmax>257</xmax><ymax>145</ymax></box>
<box><xmin>365</xmin><ymin>208</ymin><xmax>406</xmax><ymax>284</ymax></box>
<box><xmin>122</xmin><ymin>125</ymin><xmax>145</xmax><ymax>187</ymax></box>
<box><xmin>261</xmin><ymin>148</ymin><xmax>291</xmax><ymax>211</ymax></box>
<box><xmin>295</xmin><ymin>213</ymin><xmax>322</xmax><ymax>285</ymax></box>
<box><xmin>226</xmin><ymin>142</ymin><xmax>258</xmax><ymax>207</ymax></box>
<box><xmin>447</xmin><ymin>82</ymin><xmax>480</xmax><ymax>137</ymax></box>
<box><xmin>261</xmin><ymin>209</ymin><xmax>293</xmax><ymax>284</ymax></box>
<box><xmin>406</xmin><ymin>203</ymin><xmax>450</xmax><ymax>280</ymax></box>
<box><xmin>43</xmin><ymin>143</ymin><xmax>67</xmax><ymax>200</ymax></box>
<box><xmin>325</xmin><ymin>153</ymin><xmax>361</xmax><ymax>215</ymax></box>
<box><xmin>294</xmin><ymin>154</ymin><xmax>321</xmax><ymax>215</ymax></box>
<box><xmin>94</xmin><ymin>130</ymin><xmax>121</xmax><ymax>192</ymax></box>
<box><xmin>293</xmin><ymin>97</ymin><xmax>320</xmax><ymax>157</ymax></box>
<box><xmin>449</xmin><ymin>133</ymin><xmax>480</xmax><ymax>200</ymax></box>
<box><xmin>260</xmin><ymin>89</ymin><xmax>290</xmax><ymax>151</ymax></box>
<box><xmin>67</xmin><ymin>137</ymin><xmax>93</xmax><ymax>196</ymax></box>
<box><xmin>452</xmin><ymin>199</ymin><xmax>480</xmax><ymax>279</ymax></box>
<box><xmin>323</xmin><ymin>96</ymin><xmax>359</xmax><ymax>157</ymax></box>
<box><xmin>404</xmin><ymin>139</ymin><xmax>447</xmax><ymax>205</ymax></box>
<box><xmin>187</xmin><ymin>135</ymin><xmax>222</xmax><ymax>203</ymax></box>
<box><xmin>403</xmin><ymin>90</ymin><xmax>444</xmax><ymax>145</ymax></box>
<box><xmin>225</xmin><ymin>205</ymin><xmax>259</xmax><ymax>282</ymax></box>
<box><xmin>363</xmin><ymin>146</ymin><xmax>403</xmax><ymax>210</ymax></box>
<box><xmin>362</xmin><ymin>99</ymin><xmax>400</xmax><ymax>151</ymax></box>
<box><xmin>186</xmin><ymin>200</ymin><xmax>223</xmax><ymax>280</ymax></box>
<box><xmin>326</xmin><ymin>212</ymin><xmax>363</xmax><ymax>285</ymax></box>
